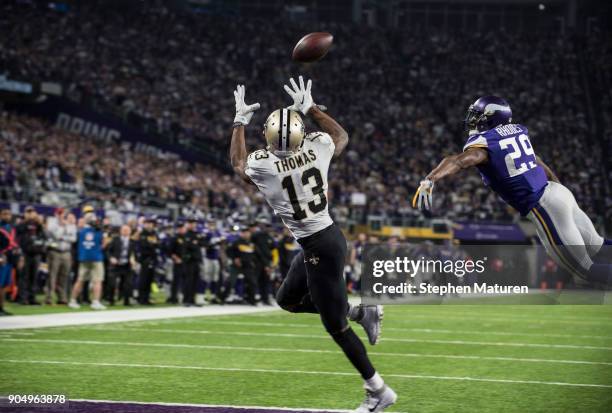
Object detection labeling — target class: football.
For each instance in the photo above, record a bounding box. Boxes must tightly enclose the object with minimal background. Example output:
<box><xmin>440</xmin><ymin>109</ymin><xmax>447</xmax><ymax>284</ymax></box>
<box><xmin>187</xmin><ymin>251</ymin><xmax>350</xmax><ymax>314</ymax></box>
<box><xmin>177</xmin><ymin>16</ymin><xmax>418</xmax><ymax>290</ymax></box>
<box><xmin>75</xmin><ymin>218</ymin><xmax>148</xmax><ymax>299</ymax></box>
<box><xmin>292</xmin><ymin>32</ymin><xmax>333</xmax><ymax>63</ymax></box>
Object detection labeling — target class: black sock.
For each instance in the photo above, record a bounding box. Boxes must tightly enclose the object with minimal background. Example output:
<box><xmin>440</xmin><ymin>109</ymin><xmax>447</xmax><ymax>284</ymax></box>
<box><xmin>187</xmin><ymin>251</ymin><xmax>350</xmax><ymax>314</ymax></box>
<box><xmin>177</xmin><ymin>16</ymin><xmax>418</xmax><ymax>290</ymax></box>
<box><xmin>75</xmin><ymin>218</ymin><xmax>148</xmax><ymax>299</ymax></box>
<box><xmin>331</xmin><ymin>327</ymin><xmax>376</xmax><ymax>379</ymax></box>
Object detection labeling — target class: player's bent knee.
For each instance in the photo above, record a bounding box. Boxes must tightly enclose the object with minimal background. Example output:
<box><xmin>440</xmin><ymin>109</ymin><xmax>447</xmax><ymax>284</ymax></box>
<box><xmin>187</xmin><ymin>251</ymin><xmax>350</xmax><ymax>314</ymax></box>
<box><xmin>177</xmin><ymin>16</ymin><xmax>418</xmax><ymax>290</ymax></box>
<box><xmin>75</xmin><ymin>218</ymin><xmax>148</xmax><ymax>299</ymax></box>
<box><xmin>275</xmin><ymin>290</ymin><xmax>299</xmax><ymax>312</ymax></box>
<box><xmin>277</xmin><ymin>300</ymin><xmax>300</xmax><ymax>313</ymax></box>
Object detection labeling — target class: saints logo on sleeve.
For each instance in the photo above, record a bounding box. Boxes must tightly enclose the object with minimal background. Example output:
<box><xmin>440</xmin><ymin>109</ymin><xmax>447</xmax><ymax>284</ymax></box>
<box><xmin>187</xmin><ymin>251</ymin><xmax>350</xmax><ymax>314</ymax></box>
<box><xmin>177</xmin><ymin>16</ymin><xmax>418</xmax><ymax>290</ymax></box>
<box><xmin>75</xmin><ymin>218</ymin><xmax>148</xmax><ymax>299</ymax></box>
<box><xmin>245</xmin><ymin>132</ymin><xmax>335</xmax><ymax>239</ymax></box>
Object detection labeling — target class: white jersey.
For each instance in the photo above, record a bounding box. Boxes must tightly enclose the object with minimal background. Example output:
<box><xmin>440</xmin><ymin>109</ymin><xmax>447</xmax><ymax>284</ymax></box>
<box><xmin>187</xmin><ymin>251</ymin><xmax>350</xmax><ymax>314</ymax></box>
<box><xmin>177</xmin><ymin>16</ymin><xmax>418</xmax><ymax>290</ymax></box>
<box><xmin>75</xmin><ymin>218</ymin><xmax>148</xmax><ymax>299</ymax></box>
<box><xmin>245</xmin><ymin>132</ymin><xmax>335</xmax><ymax>239</ymax></box>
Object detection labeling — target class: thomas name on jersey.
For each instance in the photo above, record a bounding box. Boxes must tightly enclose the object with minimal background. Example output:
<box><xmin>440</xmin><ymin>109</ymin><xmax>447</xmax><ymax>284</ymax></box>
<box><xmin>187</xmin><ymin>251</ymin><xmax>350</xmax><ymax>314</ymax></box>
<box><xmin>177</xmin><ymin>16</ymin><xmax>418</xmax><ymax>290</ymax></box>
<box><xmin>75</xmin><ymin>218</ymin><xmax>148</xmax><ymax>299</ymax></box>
<box><xmin>274</xmin><ymin>149</ymin><xmax>317</xmax><ymax>173</ymax></box>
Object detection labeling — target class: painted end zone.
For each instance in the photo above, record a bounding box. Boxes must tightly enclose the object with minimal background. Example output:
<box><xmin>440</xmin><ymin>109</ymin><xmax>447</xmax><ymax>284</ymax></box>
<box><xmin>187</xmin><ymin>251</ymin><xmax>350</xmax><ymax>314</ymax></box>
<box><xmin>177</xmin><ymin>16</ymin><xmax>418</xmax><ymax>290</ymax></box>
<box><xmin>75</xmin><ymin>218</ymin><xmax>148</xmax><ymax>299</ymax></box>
<box><xmin>0</xmin><ymin>400</ymin><xmax>350</xmax><ymax>413</ymax></box>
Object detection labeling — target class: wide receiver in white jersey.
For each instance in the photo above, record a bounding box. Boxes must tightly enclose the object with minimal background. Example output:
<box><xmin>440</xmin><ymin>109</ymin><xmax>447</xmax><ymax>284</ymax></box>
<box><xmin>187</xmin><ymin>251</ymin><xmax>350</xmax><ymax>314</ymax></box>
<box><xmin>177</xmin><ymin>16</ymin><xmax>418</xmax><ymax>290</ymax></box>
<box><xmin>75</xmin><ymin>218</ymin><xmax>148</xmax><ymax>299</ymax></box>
<box><xmin>229</xmin><ymin>77</ymin><xmax>397</xmax><ymax>412</ymax></box>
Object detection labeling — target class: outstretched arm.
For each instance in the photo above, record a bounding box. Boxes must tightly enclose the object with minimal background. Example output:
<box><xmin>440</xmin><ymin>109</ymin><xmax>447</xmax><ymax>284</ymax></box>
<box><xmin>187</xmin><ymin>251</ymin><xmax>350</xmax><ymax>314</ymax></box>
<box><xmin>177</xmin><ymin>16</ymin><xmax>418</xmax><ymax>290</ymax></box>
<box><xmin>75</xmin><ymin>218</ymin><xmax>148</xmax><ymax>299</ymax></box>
<box><xmin>426</xmin><ymin>147</ymin><xmax>489</xmax><ymax>183</ymax></box>
<box><xmin>413</xmin><ymin>147</ymin><xmax>488</xmax><ymax>211</ymax></box>
<box><xmin>536</xmin><ymin>156</ymin><xmax>560</xmax><ymax>183</ymax></box>
<box><xmin>307</xmin><ymin>106</ymin><xmax>349</xmax><ymax>157</ymax></box>
<box><xmin>229</xmin><ymin>84</ymin><xmax>260</xmax><ymax>185</ymax></box>
<box><xmin>284</xmin><ymin>76</ymin><xmax>349</xmax><ymax>157</ymax></box>
<box><xmin>229</xmin><ymin>125</ymin><xmax>253</xmax><ymax>185</ymax></box>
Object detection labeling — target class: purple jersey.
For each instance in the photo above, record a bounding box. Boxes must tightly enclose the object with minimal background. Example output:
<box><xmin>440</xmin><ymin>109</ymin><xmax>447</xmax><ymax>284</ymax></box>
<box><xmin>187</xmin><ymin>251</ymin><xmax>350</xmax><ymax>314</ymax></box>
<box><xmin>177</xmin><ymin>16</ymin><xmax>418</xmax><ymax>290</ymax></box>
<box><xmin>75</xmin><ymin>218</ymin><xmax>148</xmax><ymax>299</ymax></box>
<box><xmin>204</xmin><ymin>230</ymin><xmax>223</xmax><ymax>259</ymax></box>
<box><xmin>463</xmin><ymin>123</ymin><xmax>548</xmax><ymax>216</ymax></box>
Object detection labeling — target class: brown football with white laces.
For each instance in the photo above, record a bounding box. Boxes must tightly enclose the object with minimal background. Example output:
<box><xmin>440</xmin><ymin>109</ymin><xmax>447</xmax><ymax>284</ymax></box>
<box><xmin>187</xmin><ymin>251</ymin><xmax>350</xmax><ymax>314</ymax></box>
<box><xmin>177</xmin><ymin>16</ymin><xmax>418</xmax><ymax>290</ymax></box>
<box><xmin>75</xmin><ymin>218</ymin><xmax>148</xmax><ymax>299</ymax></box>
<box><xmin>292</xmin><ymin>32</ymin><xmax>333</xmax><ymax>63</ymax></box>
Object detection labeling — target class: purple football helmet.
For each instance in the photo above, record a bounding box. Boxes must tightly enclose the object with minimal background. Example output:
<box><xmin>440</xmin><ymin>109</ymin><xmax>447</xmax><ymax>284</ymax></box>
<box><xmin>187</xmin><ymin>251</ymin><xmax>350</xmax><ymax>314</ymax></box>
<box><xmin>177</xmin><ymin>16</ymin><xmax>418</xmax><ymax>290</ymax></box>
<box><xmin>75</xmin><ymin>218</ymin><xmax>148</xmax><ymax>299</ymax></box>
<box><xmin>464</xmin><ymin>96</ymin><xmax>512</xmax><ymax>134</ymax></box>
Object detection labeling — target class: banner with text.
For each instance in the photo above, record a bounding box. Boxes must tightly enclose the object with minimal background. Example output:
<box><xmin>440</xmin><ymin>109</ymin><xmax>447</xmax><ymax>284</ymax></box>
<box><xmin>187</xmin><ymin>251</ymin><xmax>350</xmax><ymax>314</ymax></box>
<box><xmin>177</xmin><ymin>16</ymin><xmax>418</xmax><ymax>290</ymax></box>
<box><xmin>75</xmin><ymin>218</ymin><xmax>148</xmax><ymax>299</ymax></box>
<box><xmin>6</xmin><ymin>96</ymin><xmax>205</xmax><ymax>164</ymax></box>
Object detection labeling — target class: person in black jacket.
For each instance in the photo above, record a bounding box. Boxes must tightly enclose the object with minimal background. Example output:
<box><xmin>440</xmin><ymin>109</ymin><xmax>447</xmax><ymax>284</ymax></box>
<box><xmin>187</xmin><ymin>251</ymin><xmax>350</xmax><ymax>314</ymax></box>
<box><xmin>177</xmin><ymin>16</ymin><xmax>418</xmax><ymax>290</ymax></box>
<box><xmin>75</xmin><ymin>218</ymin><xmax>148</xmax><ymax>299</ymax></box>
<box><xmin>167</xmin><ymin>222</ymin><xmax>187</xmax><ymax>304</ymax></box>
<box><xmin>137</xmin><ymin>218</ymin><xmax>159</xmax><ymax>305</ymax></box>
<box><xmin>182</xmin><ymin>218</ymin><xmax>204</xmax><ymax>306</ymax></box>
<box><xmin>251</xmin><ymin>220</ymin><xmax>274</xmax><ymax>305</ymax></box>
<box><xmin>106</xmin><ymin>225</ymin><xmax>137</xmax><ymax>305</ymax></box>
<box><xmin>16</xmin><ymin>206</ymin><xmax>46</xmax><ymax>305</ymax></box>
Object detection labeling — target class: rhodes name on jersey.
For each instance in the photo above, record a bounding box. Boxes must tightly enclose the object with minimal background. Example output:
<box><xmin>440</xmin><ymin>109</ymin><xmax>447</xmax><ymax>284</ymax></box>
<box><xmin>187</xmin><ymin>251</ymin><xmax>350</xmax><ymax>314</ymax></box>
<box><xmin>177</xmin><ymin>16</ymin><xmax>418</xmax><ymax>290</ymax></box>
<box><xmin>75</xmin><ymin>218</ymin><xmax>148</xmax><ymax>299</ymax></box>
<box><xmin>463</xmin><ymin>123</ymin><xmax>548</xmax><ymax>215</ymax></box>
<box><xmin>245</xmin><ymin>132</ymin><xmax>334</xmax><ymax>239</ymax></box>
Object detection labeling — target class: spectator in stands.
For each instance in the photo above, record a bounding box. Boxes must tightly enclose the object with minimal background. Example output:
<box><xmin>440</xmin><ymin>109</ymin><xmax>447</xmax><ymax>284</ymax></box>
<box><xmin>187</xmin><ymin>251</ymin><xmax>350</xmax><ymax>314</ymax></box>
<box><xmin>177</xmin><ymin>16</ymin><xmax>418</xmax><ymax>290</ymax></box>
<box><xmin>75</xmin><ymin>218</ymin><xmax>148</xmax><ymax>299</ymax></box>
<box><xmin>0</xmin><ymin>112</ymin><xmax>262</xmax><ymax>220</ymax></box>
<box><xmin>45</xmin><ymin>208</ymin><xmax>77</xmax><ymax>305</ymax></box>
<box><xmin>16</xmin><ymin>206</ymin><xmax>46</xmax><ymax>305</ymax></box>
<box><xmin>106</xmin><ymin>224</ymin><xmax>136</xmax><ymax>306</ymax></box>
<box><xmin>69</xmin><ymin>206</ymin><xmax>106</xmax><ymax>310</ymax></box>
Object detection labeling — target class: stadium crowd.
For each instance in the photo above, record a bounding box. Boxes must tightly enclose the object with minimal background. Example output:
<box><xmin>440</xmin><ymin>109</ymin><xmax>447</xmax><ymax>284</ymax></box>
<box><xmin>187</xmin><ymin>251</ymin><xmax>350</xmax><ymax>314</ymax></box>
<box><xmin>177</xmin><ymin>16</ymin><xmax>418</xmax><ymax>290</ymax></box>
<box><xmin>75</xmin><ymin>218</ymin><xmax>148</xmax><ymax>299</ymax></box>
<box><xmin>0</xmin><ymin>113</ymin><xmax>265</xmax><ymax>218</ymax></box>
<box><xmin>0</xmin><ymin>204</ymin><xmax>309</xmax><ymax>314</ymax></box>
<box><xmin>584</xmin><ymin>28</ymin><xmax>612</xmax><ymax>227</ymax></box>
<box><xmin>0</xmin><ymin>1</ymin><xmax>609</xmax><ymax>226</ymax></box>
<box><xmin>0</xmin><ymin>200</ymin><xmax>573</xmax><ymax>315</ymax></box>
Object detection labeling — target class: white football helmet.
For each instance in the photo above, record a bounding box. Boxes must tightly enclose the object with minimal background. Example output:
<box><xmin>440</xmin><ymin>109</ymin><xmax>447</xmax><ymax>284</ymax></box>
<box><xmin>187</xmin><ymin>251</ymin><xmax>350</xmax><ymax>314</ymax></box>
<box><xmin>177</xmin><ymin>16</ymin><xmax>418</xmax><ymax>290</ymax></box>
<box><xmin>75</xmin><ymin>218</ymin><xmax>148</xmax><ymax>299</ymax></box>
<box><xmin>264</xmin><ymin>108</ymin><xmax>305</xmax><ymax>157</ymax></box>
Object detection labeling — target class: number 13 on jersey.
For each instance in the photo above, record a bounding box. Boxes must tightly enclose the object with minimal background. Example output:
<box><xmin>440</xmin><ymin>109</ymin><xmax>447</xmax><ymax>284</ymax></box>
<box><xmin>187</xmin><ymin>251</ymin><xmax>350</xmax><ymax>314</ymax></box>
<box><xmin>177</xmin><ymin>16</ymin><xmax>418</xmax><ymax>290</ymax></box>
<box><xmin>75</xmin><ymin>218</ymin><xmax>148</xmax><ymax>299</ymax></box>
<box><xmin>281</xmin><ymin>167</ymin><xmax>327</xmax><ymax>220</ymax></box>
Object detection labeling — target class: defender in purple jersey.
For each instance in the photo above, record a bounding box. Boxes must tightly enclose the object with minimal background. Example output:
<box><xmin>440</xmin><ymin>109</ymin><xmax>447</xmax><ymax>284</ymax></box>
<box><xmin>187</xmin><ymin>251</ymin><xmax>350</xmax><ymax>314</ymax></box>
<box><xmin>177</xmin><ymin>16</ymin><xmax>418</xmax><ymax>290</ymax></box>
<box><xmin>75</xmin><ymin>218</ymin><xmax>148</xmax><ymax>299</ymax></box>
<box><xmin>413</xmin><ymin>96</ymin><xmax>611</xmax><ymax>285</ymax></box>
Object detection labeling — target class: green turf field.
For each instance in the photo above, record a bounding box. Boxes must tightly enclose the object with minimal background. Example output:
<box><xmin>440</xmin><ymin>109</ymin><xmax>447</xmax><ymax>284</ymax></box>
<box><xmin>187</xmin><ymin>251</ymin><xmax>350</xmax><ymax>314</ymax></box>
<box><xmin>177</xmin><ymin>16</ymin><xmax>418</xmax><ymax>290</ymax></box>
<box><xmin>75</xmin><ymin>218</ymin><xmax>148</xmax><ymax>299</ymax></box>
<box><xmin>1</xmin><ymin>305</ymin><xmax>612</xmax><ymax>412</ymax></box>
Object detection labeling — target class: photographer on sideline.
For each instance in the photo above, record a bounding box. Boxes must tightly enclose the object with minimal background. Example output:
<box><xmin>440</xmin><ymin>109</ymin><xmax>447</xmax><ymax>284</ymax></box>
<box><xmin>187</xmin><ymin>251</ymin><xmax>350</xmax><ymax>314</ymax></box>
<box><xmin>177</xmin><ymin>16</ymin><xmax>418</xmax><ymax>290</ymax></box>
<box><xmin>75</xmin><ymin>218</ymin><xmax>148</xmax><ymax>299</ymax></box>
<box><xmin>69</xmin><ymin>206</ymin><xmax>106</xmax><ymax>310</ymax></box>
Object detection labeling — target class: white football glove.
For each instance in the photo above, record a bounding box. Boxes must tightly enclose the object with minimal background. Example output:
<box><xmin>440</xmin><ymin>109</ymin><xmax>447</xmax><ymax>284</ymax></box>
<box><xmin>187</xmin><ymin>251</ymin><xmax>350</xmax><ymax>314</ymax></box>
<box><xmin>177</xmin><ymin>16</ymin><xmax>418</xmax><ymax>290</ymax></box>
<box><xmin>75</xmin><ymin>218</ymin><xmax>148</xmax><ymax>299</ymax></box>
<box><xmin>233</xmin><ymin>84</ymin><xmax>260</xmax><ymax>126</ymax></box>
<box><xmin>283</xmin><ymin>76</ymin><xmax>314</xmax><ymax>115</ymax></box>
<box><xmin>412</xmin><ymin>179</ymin><xmax>434</xmax><ymax>211</ymax></box>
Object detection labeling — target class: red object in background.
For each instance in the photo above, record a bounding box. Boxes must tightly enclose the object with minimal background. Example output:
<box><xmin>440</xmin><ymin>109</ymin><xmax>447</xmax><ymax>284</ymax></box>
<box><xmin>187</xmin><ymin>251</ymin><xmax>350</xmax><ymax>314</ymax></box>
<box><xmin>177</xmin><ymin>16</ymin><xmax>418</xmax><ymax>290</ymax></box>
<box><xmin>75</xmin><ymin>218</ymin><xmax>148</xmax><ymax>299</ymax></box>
<box><xmin>544</xmin><ymin>257</ymin><xmax>558</xmax><ymax>272</ymax></box>
<box><xmin>491</xmin><ymin>258</ymin><xmax>504</xmax><ymax>272</ymax></box>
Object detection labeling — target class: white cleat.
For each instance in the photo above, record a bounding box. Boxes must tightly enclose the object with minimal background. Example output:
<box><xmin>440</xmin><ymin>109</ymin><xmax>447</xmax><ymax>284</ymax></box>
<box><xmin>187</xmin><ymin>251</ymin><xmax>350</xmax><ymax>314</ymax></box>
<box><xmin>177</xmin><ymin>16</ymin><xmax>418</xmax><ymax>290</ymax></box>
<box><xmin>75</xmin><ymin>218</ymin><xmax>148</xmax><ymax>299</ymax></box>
<box><xmin>357</xmin><ymin>305</ymin><xmax>384</xmax><ymax>345</ymax></box>
<box><xmin>68</xmin><ymin>300</ymin><xmax>80</xmax><ymax>310</ymax></box>
<box><xmin>354</xmin><ymin>384</ymin><xmax>397</xmax><ymax>413</ymax></box>
<box><xmin>90</xmin><ymin>301</ymin><xmax>107</xmax><ymax>310</ymax></box>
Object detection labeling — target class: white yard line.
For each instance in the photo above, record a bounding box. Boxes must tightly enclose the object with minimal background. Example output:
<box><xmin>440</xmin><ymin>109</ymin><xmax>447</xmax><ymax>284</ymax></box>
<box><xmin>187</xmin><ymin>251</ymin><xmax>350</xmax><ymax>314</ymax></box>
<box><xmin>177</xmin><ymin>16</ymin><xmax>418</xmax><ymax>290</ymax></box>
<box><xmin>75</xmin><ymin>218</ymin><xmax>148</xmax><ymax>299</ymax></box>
<box><xmin>88</xmin><ymin>327</ymin><xmax>612</xmax><ymax>351</ymax></box>
<box><xmin>221</xmin><ymin>301</ymin><xmax>612</xmax><ymax>324</ymax></box>
<box><xmin>3</xmin><ymin>337</ymin><xmax>611</xmax><ymax>366</ymax></box>
<box><xmin>1</xmin><ymin>358</ymin><xmax>610</xmax><ymax>389</ymax></box>
<box><xmin>0</xmin><ymin>305</ymin><xmax>280</xmax><ymax>330</ymax></box>
<box><xmin>384</xmin><ymin>313</ymin><xmax>612</xmax><ymax>326</ymax></box>
<box><xmin>187</xmin><ymin>320</ymin><xmax>612</xmax><ymax>341</ymax></box>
